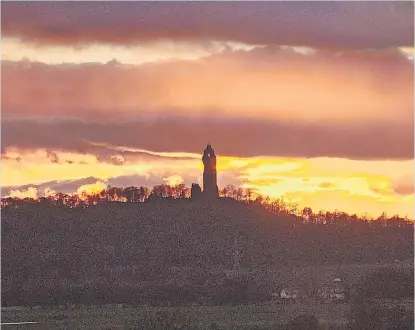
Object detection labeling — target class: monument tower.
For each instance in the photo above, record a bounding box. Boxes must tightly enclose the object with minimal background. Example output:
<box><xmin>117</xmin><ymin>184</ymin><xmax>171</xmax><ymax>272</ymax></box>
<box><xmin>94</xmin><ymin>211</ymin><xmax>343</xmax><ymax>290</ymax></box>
<box><xmin>202</xmin><ymin>144</ymin><xmax>219</xmax><ymax>198</ymax></box>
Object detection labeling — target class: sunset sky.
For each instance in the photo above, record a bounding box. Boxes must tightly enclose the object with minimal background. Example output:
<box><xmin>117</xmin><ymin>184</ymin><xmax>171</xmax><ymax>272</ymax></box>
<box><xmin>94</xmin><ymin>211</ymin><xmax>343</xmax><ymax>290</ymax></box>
<box><xmin>1</xmin><ymin>1</ymin><xmax>414</xmax><ymax>218</ymax></box>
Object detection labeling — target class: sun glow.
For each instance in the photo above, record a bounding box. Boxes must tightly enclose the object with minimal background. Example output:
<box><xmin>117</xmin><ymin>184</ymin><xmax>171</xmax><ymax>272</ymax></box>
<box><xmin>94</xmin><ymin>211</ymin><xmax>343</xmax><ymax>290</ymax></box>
<box><xmin>2</xmin><ymin>148</ymin><xmax>413</xmax><ymax>218</ymax></box>
<box><xmin>76</xmin><ymin>181</ymin><xmax>108</xmax><ymax>198</ymax></box>
<box><xmin>6</xmin><ymin>187</ymin><xmax>38</xmax><ymax>199</ymax></box>
<box><xmin>163</xmin><ymin>175</ymin><xmax>184</xmax><ymax>186</ymax></box>
<box><xmin>1</xmin><ymin>37</ymin><xmax>260</xmax><ymax>65</ymax></box>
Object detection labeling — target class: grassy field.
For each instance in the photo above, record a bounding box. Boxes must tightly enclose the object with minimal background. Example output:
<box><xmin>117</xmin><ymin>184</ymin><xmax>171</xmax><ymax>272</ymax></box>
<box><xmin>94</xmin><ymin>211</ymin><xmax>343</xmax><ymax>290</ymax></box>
<box><xmin>2</xmin><ymin>300</ymin><xmax>414</xmax><ymax>329</ymax></box>
<box><xmin>0</xmin><ymin>301</ymin><xmax>358</xmax><ymax>330</ymax></box>
<box><xmin>2</xmin><ymin>262</ymin><xmax>412</xmax><ymax>329</ymax></box>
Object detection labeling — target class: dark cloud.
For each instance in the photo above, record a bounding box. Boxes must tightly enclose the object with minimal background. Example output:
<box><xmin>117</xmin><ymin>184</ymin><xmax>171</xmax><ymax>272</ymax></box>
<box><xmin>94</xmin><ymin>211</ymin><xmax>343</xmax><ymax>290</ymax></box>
<box><xmin>2</xmin><ymin>154</ymin><xmax>22</xmax><ymax>162</ymax></box>
<box><xmin>1</xmin><ymin>177</ymin><xmax>99</xmax><ymax>197</ymax></box>
<box><xmin>1</xmin><ymin>2</ymin><xmax>413</xmax><ymax>49</ymax></box>
<box><xmin>107</xmin><ymin>174</ymin><xmax>197</xmax><ymax>189</ymax></box>
<box><xmin>2</xmin><ymin>116</ymin><xmax>413</xmax><ymax>161</ymax></box>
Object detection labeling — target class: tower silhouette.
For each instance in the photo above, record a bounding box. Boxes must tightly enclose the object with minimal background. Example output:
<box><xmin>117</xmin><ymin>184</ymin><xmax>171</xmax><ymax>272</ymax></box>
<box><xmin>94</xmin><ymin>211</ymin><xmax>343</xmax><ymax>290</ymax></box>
<box><xmin>202</xmin><ymin>144</ymin><xmax>219</xmax><ymax>198</ymax></box>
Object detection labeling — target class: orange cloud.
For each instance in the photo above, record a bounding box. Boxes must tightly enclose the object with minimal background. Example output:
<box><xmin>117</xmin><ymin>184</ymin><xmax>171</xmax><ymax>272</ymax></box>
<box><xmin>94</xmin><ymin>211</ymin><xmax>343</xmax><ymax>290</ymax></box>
<box><xmin>2</xmin><ymin>47</ymin><xmax>413</xmax><ymax>124</ymax></box>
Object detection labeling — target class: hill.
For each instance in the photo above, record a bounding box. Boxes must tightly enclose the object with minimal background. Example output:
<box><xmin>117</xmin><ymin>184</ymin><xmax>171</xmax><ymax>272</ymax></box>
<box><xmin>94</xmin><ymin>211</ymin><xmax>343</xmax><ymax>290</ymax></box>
<box><xmin>1</xmin><ymin>197</ymin><xmax>413</xmax><ymax>306</ymax></box>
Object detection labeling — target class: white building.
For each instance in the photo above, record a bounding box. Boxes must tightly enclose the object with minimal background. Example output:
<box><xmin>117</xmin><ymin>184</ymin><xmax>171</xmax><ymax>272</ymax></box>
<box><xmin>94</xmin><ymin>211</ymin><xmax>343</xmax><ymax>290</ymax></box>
<box><xmin>318</xmin><ymin>278</ymin><xmax>346</xmax><ymax>302</ymax></box>
<box><xmin>280</xmin><ymin>288</ymin><xmax>300</xmax><ymax>299</ymax></box>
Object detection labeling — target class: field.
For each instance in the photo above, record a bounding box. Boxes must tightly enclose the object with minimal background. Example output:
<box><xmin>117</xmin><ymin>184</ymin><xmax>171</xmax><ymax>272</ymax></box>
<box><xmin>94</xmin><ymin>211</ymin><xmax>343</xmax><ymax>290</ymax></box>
<box><xmin>2</xmin><ymin>299</ymin><xmax>414</xmax><ymax>330</ymax></box>
<box><xmin>1</xmin><ymin>302</ymin><xmax>350</xmax><ymax>330</ymax></box>
<box><xmin>1</xmin><ymin>300</ymin><xmax>413</xmax><ymax>330</ymax></box>
<box><xmin>2</xmin><ymin>261</ymin><xmax>413</xmax><ymax>329</ymax></box>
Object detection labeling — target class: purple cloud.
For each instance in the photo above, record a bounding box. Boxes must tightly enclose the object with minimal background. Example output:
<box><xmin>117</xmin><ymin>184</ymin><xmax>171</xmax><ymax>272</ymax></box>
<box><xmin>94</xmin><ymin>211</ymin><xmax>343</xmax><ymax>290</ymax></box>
<box><xmin>2</xmin><ymin>116</ymin><xmax>413</xmax><ymax>160</ymax></box>
<box><xmin>2</xmin><ymin>2</ymin><xmax>413</xmax><ymax>48</ymax></box>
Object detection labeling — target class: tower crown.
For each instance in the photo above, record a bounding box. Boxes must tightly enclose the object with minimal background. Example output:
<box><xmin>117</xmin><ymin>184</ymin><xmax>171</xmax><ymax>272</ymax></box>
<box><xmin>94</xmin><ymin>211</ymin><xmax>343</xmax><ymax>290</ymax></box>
<box><xmin>203</xmin><ymin>144</ymin><xmax>215</xmax><ymax>158</ymax></box>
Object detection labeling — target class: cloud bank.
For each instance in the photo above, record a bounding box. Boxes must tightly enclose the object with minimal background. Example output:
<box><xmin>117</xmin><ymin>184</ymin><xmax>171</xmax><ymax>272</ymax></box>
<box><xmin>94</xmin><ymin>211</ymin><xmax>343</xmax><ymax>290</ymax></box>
<box><xmin>2</xmin><ymin>2</ymin><xmax>413</xmax><ymax>48</ymax></box>
<box><xmin>3</xmin><ymin>47</ymin><xmax>412</xmax><ymax>122</ymax></box>
<box><xmin>2</xmin><ymin>45</ymin><xmax>413</xmax><ymax>161</ymax></box>
<box><xmin>2</xmin><ymin>116</ymin><xmax>413</xmax><ymax>160</ymax></box>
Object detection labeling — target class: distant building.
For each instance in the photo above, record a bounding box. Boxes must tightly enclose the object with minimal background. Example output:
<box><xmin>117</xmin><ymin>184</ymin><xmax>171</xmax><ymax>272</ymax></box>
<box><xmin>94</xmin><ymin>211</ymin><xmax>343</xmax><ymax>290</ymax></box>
<box><xmin>202</xmin><ymin>144</ymin><xmax>219</xmax><ymax>198</ymax></box>
<box><xmin>191</xmin><ymin>183</ymin><xmax>202</xmax><ymax>200</ymax></box>
<box><xmin>318</xmin><ymin>278</ymin><xmax>346</xmax><ymax>302</ymax></box>
<box><xmin>191</xmin><ymin>144</ymin><xmax>219</xmax><ymax>200</ymax></box>
<box><xmin>280</xmin><ymin>288</ymin><xmax>300</xmax><ymax>300</ymax></box>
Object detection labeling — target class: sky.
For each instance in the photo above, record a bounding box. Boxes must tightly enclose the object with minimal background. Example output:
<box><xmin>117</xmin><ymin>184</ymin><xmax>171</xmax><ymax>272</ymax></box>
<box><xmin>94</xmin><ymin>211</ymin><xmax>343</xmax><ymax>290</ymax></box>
<box><xmin>1</xmin><ymin>1</ymin><xmax>414</xmax><ymax>218</ymax></box>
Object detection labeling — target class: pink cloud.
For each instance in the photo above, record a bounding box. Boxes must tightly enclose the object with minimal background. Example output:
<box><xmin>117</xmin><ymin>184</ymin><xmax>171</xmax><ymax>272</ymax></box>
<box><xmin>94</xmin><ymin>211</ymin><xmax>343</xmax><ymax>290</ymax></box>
<box><xmin>2</xmin><ymin>47</ymin><xmax>413</xmax><ymax>124</ymax></box>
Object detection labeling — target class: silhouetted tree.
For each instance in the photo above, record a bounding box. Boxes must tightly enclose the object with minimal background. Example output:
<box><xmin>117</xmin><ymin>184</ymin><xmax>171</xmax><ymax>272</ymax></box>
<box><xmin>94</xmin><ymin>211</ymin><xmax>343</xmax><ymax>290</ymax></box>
<box><xmin>122</xmin><ymin>186</ymin><xmax>141</xmax><ymax>203</ymax></box>
<box><xmin>2</xmin><ymin>183</ymin><xmax>414</xmax><ymax>231</ymax></box>
<box><xmin>302</xmin><ymin>207</ymin><xmax>314</xmax><ymax>223</ymax></box>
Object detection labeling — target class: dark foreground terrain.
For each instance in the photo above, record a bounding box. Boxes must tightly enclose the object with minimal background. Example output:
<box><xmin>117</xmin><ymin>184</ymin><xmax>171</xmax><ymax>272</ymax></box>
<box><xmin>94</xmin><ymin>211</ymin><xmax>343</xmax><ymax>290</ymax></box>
<box><xmin>2</xmin><ymin>297</ymin><xmax>413</xmax><ymax>330</ymax></box>
<box><xmin>2</xmin><ymin>198</ymin><xmax>413</xmax><ymax>329</ymax></box>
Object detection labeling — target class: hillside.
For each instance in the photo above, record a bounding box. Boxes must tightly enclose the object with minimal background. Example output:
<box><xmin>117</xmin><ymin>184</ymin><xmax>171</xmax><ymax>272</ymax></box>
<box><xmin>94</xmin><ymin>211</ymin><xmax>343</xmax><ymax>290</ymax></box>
<box><xmin>2</xmin><ymin>197</ymin><xmax>413</xmax><ymax>306</ymax></box>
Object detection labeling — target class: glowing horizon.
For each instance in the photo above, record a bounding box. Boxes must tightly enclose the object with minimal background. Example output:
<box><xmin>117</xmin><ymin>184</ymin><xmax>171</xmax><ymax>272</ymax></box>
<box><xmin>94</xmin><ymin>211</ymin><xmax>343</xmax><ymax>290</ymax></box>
<box><xmin>2</xmin><ymin>147</ymin><xmax>414</xmax><ymax>219</ymax></box>
<box><xmin>1</xmin><ymin>2</ymin><xmax>414</xmax><ymax>219</ymax></box>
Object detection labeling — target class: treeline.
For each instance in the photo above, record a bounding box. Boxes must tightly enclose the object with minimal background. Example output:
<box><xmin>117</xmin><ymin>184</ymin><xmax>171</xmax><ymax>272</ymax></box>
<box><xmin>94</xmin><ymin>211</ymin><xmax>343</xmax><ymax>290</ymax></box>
<box><xmin>1</xmin><ymin>183</ymin><xmax>413</xmax><ymax>227</ymax></box>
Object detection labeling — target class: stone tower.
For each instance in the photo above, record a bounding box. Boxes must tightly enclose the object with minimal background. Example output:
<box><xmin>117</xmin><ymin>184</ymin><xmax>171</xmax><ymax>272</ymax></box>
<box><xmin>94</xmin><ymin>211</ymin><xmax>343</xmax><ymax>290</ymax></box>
<box><xmin>202</xmin><ymin>144</ymin><xmax>219</xmax><ymax>198</ymax></box>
